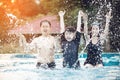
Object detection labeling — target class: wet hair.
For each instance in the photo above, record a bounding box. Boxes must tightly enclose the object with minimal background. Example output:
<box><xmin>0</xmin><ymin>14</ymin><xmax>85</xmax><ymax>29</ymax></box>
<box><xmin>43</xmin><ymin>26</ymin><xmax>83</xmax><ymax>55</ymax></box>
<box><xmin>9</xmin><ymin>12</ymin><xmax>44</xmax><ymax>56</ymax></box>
<box><xmin>91</xmin><ymin>21</ymin><xmax>100</xmax><ymax>28</ymax></box>
<box><xmin>40</xmin><ymin>20</ymin><xmax>51</xmax><ymax>27</ymax></box>
<box><xmin>61</xmin><ymin>26</ymin><xmax>76</xmax><ymax>42</ymax></box>
<box><xmin>65</xmin><ymin>27</ymin><xmax>76</xmax><ymax>33</ymax></box>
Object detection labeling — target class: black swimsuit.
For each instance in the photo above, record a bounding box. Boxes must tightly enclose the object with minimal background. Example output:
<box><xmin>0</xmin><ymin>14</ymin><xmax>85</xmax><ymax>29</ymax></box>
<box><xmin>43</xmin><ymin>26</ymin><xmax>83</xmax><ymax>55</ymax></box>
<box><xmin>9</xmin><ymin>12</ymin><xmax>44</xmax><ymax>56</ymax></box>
<box><xmin>61</xmin><ymin>31</ymin><xmax>81</xmax><ymax>68</ymax></box>
<box><xmin>84</xmin><ymin>40</ymin><xmax>103</xmax><ymax>66</ymax></box>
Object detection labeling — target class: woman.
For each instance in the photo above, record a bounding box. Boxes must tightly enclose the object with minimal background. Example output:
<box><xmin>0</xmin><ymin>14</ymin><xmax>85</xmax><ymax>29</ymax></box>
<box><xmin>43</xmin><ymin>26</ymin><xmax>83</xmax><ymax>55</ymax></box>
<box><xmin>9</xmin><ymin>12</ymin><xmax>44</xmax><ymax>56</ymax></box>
<box><xmin>84</xmin><ymin>9</ymin><xmax>112</xmax><ymax>67</ymax></box>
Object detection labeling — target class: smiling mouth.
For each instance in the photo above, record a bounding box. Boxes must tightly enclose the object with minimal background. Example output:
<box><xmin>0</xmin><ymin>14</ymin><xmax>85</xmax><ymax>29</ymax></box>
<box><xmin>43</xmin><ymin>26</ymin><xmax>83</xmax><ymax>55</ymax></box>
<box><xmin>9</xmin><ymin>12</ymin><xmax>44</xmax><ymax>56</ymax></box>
<box><xmin>43</xmin><ymin>30</ymin><xmax>47</xmax><ymax>32</ymax></box>
<box><xmin>67</xmin><ymin>38</ymin><xmax>71</xmax><ymax>40</ymax></box>
<box><xmin>66</xmin><ymin>37</ymin><xmax>72</xmax><ymax>41</ymax></box>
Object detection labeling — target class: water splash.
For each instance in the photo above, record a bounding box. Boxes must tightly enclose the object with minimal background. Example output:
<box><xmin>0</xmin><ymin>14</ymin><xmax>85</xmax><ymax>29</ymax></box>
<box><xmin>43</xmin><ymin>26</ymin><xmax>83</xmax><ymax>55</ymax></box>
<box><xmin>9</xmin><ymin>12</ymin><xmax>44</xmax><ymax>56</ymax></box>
<box><xmin>6</xmin><ymin>13</ymin><xmax>17</xmax><ymax>25</ymax></box>
<box><xmin>79</xmin><ymin>1</ymin><xmax>112</xmax><ymax>59</ymax></box>
<box><xmin>6</xmin><ymin>13</ymin><xmax>25</xmax><ymax>28</ymax></box>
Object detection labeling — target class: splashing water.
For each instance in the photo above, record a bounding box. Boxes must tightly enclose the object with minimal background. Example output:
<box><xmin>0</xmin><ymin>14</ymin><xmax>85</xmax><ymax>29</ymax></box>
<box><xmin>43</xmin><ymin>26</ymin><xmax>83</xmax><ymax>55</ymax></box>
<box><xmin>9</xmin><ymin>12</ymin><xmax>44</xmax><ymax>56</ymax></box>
<box><xmin>0</xmin><ymin>53</ymin><xmax>120</xmax><ymax>80</ymax></box>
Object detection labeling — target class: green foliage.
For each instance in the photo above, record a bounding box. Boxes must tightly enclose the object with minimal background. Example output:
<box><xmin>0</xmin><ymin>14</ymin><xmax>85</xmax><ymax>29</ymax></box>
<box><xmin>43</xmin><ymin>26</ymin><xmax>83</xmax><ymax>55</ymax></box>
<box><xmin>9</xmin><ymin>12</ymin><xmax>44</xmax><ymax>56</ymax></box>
<box><xmin>57</xmin><ymin>0</ymin><xmax>81</xmax><ymax>27</ymax></box>
<box><xmin>57</xmin><ymin>0</ymin><xmax>100</xmax><ymax>27</ymax></box>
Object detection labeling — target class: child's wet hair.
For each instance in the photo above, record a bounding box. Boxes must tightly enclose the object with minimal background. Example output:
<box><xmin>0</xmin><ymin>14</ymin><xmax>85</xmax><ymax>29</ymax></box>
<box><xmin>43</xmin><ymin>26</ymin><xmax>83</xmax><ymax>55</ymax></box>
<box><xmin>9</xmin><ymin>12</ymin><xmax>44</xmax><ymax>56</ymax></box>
<box><xmin>61</xmin><ymin>26</ymin><xmax>76</xmax><ymax>42</ymax></box>
<box><xmin>40</xmin><ymin>20</ymin><xmax>51</xmax><ymax>27</ymax></box>
<box><xmin>65</xmin><ymin>27</ymin><xmax>76</xmax><ymax>33</ymax></box>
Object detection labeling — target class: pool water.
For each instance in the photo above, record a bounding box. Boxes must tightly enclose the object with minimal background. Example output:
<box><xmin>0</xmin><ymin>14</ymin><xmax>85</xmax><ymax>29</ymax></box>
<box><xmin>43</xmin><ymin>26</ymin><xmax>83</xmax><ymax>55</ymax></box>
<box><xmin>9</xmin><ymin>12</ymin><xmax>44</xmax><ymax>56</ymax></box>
<box><xmin>0</xmin><ymin>53</ymin><xmax>120</xmax><ymax>80</ymax></box>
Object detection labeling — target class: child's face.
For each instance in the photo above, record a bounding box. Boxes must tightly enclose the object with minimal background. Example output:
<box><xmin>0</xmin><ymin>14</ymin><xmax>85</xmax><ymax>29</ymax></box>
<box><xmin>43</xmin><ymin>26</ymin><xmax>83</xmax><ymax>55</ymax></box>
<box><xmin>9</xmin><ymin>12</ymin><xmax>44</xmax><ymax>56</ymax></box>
<box><xmin>40</xmin><ymin>22</ymin><xmax>51</xmax><ymax>36</ymax></box>
<box><xmin>64</xmin><ymin>31</ymin><xmax>76</xmax><ymax>42</ymax></box>
<box><xmin>92</xmin><ymin>26</ymin><xmax>99</xmax><ymax>36</ymax></box>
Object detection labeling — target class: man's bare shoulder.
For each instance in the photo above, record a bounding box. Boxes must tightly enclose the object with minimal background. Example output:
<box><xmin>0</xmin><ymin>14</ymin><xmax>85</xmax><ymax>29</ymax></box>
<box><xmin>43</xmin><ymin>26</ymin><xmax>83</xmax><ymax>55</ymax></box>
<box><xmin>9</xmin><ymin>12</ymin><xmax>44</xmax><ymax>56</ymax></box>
<box><xmin>48</xmin><ymin>35</ymin><xmax>55</xmax><ymax>39</ymax></box>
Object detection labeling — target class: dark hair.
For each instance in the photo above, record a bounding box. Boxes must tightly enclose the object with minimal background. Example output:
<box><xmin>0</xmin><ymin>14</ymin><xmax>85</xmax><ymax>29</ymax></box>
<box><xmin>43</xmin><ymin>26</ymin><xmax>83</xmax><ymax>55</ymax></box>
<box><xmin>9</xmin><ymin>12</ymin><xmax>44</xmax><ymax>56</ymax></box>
<box><xmin>61</xmin><ymin>26</ymin><xmax>76</xmax><ymax>42</ymax></box>
<box><xmin>65</xmin><ymin>27</ymin><xmax>76</xmax><ymax>33</ymax></box>
<box><xmin>40</xmin><ymin>20</ymin><xmax>51</xmax><ymax>27</ymax></box>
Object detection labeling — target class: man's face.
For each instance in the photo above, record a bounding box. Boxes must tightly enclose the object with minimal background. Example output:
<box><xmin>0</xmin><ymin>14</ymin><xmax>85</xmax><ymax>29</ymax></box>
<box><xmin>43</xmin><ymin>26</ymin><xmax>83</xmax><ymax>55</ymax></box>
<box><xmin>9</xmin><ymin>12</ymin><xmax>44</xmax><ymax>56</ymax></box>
<box><xmin>40</xmin><ymin>22</ymin><xmax>51</xmax><ymax>35</ymax></box>
<box><xmin>64</xmin><ymin>31</ymin><xmax>76</xmax><ymax>42</ymax></box>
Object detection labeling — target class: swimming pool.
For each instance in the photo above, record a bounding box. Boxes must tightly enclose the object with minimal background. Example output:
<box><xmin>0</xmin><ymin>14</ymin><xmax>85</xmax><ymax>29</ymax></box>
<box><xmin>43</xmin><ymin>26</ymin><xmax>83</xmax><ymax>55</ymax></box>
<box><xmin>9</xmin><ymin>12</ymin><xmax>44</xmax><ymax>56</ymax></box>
<box><xmin>0</xmin><ymin>53</ymin><xmax>120</xmax><ymax>80</ymax></box>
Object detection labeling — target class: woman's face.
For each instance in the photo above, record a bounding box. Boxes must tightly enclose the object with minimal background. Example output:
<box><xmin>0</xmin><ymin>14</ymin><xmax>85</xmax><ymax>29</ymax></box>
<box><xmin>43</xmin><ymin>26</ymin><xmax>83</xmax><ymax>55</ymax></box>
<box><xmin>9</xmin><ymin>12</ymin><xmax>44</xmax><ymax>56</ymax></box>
<box><xmin>92</xmin><ymin>25</ymin><xmax>99</xmax><ymax>36</ymax></box>
<box><xmin>40</xmin><ymin>22</ymin><xmax>51</xmax><ymax>36</ymax></box>
<box><xmin>64</xmin><ymin>31</ymin><xmax>76</xmax><ymax>42</ymax></box>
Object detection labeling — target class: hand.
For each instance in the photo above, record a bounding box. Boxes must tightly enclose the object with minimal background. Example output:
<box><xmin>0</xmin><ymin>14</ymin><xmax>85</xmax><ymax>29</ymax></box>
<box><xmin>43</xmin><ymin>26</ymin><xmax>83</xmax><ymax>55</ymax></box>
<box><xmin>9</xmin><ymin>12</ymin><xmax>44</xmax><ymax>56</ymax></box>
<box><xmin>78</xmin><ymin>10</ymin><xmax>88</xmax><ymax>20</ymax></box>
<box><xmin>106</xmin><ymin>8</ymin><xmax>112</xmax><ymax>23</ymax></box>
<box><xmin>78</xmin><ymin>10</ymin><xmax>84</xmax><ymax>16</ymax></box>
<box><xmin>58</xmin><ymin>11</ymin><xmax>65</xmax><ymax>17</ymax></box>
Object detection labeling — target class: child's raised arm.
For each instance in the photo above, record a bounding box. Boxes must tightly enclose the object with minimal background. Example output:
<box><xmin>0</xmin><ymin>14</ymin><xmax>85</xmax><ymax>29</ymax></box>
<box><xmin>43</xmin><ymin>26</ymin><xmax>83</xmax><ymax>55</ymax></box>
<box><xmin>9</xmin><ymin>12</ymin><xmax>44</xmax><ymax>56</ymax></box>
<box><xmin>82</xmin><ymin>12</ymin><xmax>89</xmax><ymax>41</ymax></box>
<box><xmin>77</xmin><ymin>10</ymin><xmax>88</xmax><ymax>35</ymax></box>
<box><xmin>58</xmin><ymin>11</ymin><xmax>66</xmax><ymax>33</ymax></box>
<box><xmin>77</xmin><ymin>10</ymin><xmax>83</xmax><ymax>32</ymax></box>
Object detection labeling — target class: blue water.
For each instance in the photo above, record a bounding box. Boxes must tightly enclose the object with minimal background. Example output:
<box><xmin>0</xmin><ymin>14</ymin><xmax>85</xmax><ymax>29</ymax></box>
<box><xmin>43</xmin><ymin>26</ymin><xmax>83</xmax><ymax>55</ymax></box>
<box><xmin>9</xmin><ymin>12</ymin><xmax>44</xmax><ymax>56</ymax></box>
<box><xmin>0</xmin><ymin>53</ymin><xmax>120</xmax><ymax>80</ymax></box>
<box><xmin>11</xmin><ymin>53</ymin><xmax>120</xmax><ymax>66</ymax></box>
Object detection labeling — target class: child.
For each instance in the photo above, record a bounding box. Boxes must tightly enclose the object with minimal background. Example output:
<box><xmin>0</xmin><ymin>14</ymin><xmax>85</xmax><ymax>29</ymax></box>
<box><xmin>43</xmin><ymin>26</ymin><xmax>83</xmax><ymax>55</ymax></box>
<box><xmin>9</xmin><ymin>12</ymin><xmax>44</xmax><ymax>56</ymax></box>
<box><xmin>58</xmin><ymin>11</ymin><xmax>85</xmax><ymax>68</ymax></box>
<box><xmin>84</xmin><ymin>9</ymin><xmax>112</xmax><ymax>67</ymax></box>
<box><xmin>29</xmin><ymin>20</ymin><xmax>56</xmax><ymax>69</ymax></box>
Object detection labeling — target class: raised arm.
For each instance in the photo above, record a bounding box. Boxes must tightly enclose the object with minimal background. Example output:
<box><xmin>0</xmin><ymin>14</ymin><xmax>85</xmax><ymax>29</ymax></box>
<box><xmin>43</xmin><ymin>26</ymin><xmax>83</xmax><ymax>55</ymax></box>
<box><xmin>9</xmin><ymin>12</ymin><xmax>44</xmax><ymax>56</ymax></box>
<box><xmin>77</xmin><ymin>10</ymin><xmax>83</xmax><ymax>32</ymax></box>
<box><xmin>104</xmin><ymin>8</ymin><xmax>112</xmax><ymax>37</ymax></box>
<box><xmin>58</xmin><ymin>11</ymin><xmax>65</xmax><ymax>33</ymax></box>
<box><xmin>82</xmin><ymin>12</ymin><xmax>89</xmax><ymax>40</ymax></box>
